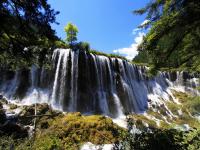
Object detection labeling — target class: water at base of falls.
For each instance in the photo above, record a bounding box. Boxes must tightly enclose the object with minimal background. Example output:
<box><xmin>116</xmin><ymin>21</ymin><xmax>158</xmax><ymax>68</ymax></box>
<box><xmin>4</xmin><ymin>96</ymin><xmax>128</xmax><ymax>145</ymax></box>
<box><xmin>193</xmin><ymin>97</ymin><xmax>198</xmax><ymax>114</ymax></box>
<box><xmin>0</xmin><ymin>48</ymin><xmax>199</xmax><ymax>118</ymax></box>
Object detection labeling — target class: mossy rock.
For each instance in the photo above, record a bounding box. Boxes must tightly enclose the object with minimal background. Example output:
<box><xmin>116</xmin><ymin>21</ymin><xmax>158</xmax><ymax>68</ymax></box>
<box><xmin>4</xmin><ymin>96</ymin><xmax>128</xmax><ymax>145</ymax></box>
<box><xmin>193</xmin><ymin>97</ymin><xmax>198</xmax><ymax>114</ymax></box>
<box><xmin>130</xmin><ymin>114</ymin><xmax>158</xmax><ymax>129</ymax></box>
<box><xmin>32</xmin><ymin>113</ymin><xmax>124</xmax><ymax>149</ymax></box>
<box><xmin>9</xmin><ymin>103</ymin><xmax>18</xmax><ymax>110</ymax></box>
<box><xmin>19</xmin><ymin>103</ymin><xmax>61</xmax><ymax>125</ymax></box>
<box><xmin>0</xmin><ymin>98</ymin><xmax>8</xmax><ymax>105</ymax></box>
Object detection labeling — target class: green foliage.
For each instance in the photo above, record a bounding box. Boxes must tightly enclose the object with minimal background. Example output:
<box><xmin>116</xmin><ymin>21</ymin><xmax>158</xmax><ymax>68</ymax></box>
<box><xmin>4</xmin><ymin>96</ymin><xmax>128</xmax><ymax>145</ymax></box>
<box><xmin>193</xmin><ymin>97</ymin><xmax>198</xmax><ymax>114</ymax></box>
<box><xmin>90</xmin><ymin>49</ymin><xmax>127</xmax><ymax>60</ymax></box>
<box><xmin>0</xmin><ymin>0</ymin><xmax>60</xmax><ymax>69</ymax></box>
<box><xmin>76</xmin><ymin>41</ymin><xmax>91</xmax><ymax>52</ymax></box>
<box><xmin>134</xmin><ymin>0</ymin><xmax>200</xmax><ymax>71</ymax></box>
<box><xmin>64</xmin><ymin>22</ymin><xmax>79</xmax><ymax>46</ymax></box>
<box><xmin>132</xmin><ymin>50</ymin><xmax>152</xmax><ymax>64</ymax></box>
<box><xmin>114</xmin><ymin>117</ymin><xmax>200</xmax><ymax>150</ymax></box>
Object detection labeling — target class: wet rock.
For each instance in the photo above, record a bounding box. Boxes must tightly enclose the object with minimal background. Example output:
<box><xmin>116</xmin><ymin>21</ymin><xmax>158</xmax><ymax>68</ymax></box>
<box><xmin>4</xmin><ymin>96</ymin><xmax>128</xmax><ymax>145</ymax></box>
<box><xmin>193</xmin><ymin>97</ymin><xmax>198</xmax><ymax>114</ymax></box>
<box><xmin>0</xmin><ymin>102</ymin><xmax>3</xmax><ymax>109</ymax></box>
<box><xmin>0</xmin><ymin>121</ymin><xmax>28</xmax><ymax>138</ymax></box>
<box><xmin>169</xmin><ymin>71</ymin><xmax>177</xmax><ymax>81</ymax></box>
<box><xmin>152</xmin><ymin>104</ymin><xmax>156</xmax><ymax>109</ymax></box>
<box><xmin>0</xmin><ymin>97</ymin><xmax>8</xmax><ymax>105</ymax></box>
<box><xmin>0</xmin><ymin>109</ymin><xmax>6</xmax><ymax>124</ymax></box>
<box><xmin>14</xmin><ymin>68</ymin><xmax>31</xmax><ymax>99</ymax></box>
<box><xmin>9</xmin><ymin>103</ymin><xmax>18</xmax><ymax>110</ymax></box>
<box><xmin>0</xmin><ymin>95</ymin><xmax>3</xmax><ymax>99</ymax></box>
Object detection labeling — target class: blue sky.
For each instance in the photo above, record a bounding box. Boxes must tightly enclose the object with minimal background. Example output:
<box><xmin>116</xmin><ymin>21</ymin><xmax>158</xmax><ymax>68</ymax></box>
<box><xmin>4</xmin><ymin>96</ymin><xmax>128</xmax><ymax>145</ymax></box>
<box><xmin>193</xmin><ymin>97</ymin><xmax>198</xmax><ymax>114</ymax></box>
<box><xmin>49</xmin><ymin>0</ymin><xmax>149</xmax><ymax>59</ymax></box>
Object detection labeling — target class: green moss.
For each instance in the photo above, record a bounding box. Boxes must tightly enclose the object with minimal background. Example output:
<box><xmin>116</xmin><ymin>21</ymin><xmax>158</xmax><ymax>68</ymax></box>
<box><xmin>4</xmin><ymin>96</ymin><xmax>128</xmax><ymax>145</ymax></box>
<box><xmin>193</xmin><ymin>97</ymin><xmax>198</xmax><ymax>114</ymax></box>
<box><xmin>172</xmin><ymin>91</ymin><xmax>190</xmax><ymax>103</ymax></box>
<box><xmin>147</xmin><ymin>109</ymin><xmax>165</xmax><ymax>121</ymax></box>
<box><xmin>159</xmin><ymin>121</ymin><xmax>171</xmax><ymax>129</ymax></box>
<box><xmin>173</xmin><ymin>91</ymin><xmax>200</xmax><ymax>115</ymax></box>
<box><xmin>33</xmin><ymin>135</ymin><xmax>63</xmax><ymax>150</ymax></box>
<box><xmin>184</xmin><ymin>96</ymin><xmax>200</xmax><ymax>116</ymax></box>
<box><xmin>146</xmin><ymin>91</ymin><xmax>200</xmax><ymax>129</ymax></box>
<box><xmin>9</xmin><ymin>103</ymin><xmax>18</xmax><ymax>110</ymax></box>
<box><xmin>166</xmin><ymin>91</ymin><xmax>200</xmax><ymax>128</ymax></box>
<box><xmin>32</xmin><ymin>112</ymin><xmax>124</xmax><ymax>149</ymax></box>
<box><xmin>130</xmin><ymin>114</ymin><xmax>158</xmax><ymax>129</ymax></box>
<box><xmin>166</xmin><ymin>101</ymin><xmax>181</xmax><ymax>116</ymax></box>
<box><xmin>195</xmin><ymin>86</ymin><xmax>200</xmax><ymax>90</ymax></box>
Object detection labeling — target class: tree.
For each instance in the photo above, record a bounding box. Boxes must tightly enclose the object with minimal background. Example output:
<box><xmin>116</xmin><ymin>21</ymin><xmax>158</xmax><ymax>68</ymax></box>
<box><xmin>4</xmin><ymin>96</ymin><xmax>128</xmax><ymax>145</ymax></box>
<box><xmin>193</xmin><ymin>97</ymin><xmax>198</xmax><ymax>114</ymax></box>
<box><xmin>64</xmin><ymin>23</ymin><xmax>78</xmax><ymax>47</ymax></box>
<box><xmin>0</xmin><ymin>0</ymin><xmax>59</xmax><ymax>69</ymax></box>
<box><xmin>134</xmin><ymin>0</ymin><xmax>200</xmax><ymax>71</ymax></box>
<box><xmin>77</xmin><ymin>42</ymin><xmax>90</xmax><ymax>52</ymax></box>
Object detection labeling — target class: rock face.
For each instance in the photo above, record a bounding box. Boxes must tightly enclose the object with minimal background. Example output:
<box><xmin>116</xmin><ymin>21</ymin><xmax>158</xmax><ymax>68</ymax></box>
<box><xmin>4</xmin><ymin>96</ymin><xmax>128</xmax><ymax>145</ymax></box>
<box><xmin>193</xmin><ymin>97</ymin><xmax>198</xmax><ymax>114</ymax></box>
<box><xmin>0</xmin><ymin>49</ymin><xmax>199</xmax><ymax>118</ymax></box>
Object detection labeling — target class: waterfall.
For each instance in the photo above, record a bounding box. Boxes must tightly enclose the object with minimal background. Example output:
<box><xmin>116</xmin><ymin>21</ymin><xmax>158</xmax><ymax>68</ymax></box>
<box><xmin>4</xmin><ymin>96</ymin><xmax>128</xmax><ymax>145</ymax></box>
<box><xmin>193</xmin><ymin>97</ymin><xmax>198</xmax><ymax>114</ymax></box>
<box><xmin>68</xmin><ymin>50</ymin><xmax>79</xmax><ymax>111</ymax></box>
<box><xmin>0</xmin><ymin>48</ymin><xmax>199</xmax><ymax>118</ymax></box>
<box><xmin>51</xmin><ymin>49</ymin><xmax>70</xmax><ymax>109</ymax></box>
<box><xmin>3</xmin><ymin>70</ymin><xmax>20</xmax><ymax>99</ymax></box>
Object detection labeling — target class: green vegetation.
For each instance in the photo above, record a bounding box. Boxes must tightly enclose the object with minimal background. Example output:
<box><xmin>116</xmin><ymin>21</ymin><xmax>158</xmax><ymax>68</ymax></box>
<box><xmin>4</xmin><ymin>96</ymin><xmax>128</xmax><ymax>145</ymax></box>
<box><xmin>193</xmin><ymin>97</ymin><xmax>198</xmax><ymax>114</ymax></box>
<box><xmin>114</xmin><ymin>99</ymin><xmax>200</xmax><ymax>150</ymax></box>
<box><xmin>114</xmin><ymin>127</ymin><xmax>200</xmax><ymax>150</ymax></box>
<box><xmin>0</xmin><ymin>102</ymin><xmax>123</xmax><ymax>150</ymax></box>
<box><xmin>146</xmin><ymin>91</ymin><xmax>200</xmax><ymax>129</ymax></box>
<box><xmin>129</xmin><ymin>114</ymin><xmax>158</xmax><ymax>129</ymax></box>
<box><xmin>0</xmin><ymin>0</ymin><xmax>61</xmax><ymax>69</ymax></box>
<box><xmin>0</xmin><ymin>0</ymin><xmax>126</xmax><ymax>70</ymax></box>
<box><xmin>171</xmin><ymin>91</ymin><xmax>200</xmax><ymax>116</ymax></box>
<box><xmin>64</xmin><ymin>23</ymin><xmax>79</xmax><ymax>47</ymax></box>
<box><xmin>1</xmin><ymin>90</ymin><xmax>200</xmax><ymax>149</ymax></box>
<box><xmin>32</xmin><ymin>113</ymin><xmax>123</xmax><ymax>149</ymax></box>
<box><xmin>133</xmin><ymin>0</ymin><xmax>200</xmax><ymax>72</ymax></box>
<box><xmin>90</xmin><ymin>49</ymin><xmax>127</xmax><ymax>60</ymax></box>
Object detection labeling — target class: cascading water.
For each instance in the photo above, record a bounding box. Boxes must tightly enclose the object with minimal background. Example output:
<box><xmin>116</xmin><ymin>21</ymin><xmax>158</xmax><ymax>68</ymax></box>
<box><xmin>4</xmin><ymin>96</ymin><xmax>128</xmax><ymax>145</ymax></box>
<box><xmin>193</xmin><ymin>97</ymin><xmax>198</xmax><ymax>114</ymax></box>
<box><xmin>69</xmin><ymin>50</ymin><xmax>79</xmax><ymax>111</ymax></box>
<box><xmin>51</xmin><ymin>49</ymin><xmax>70</xmax><ymax>108</ymax></box>
<box><xmin>0</xmin><ymin>48</ymin><xmax>199</xmax><ymax>118</ymax></box>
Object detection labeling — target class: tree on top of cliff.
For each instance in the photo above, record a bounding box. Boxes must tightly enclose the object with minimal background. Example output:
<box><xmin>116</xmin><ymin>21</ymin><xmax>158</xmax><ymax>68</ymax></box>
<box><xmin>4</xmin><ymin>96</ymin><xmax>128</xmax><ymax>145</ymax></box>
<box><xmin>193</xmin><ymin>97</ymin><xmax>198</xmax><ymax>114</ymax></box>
<box><xmin>64</xmin><ymin>22</ymin><xmax>79</xmax><ymax>47</ymax></box>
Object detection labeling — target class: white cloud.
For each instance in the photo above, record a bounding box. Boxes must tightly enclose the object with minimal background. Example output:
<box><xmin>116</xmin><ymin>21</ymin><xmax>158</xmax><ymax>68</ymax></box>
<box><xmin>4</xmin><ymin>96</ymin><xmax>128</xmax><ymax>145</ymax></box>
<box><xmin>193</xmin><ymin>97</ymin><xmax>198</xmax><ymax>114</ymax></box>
<box><xmin>140</xmin><ymin>19</ymin><xmax>150</xmax><ymax>26</ymax></box>
<box><xmin>132</xmin><ymin>28</ymin><xmax>140</xmax><ymax>35</ymax></box>
<box><xmin>113</xmin><ymin>20</ymin><xmax>148</xmax><ymax>60</ymax></box>
<box><xmin>113</xmin><ymin>32</ymin><xmax>145</xmax><ymax>60</ymax></box>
